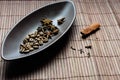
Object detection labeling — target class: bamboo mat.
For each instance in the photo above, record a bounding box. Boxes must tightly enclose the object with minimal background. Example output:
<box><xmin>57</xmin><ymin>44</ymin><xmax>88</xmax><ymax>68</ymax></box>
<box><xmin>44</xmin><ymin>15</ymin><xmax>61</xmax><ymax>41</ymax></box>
<box><xmin>0</xmin><ymin>0</ymin><xmax>120</xmax><ymax>80</ymax></box>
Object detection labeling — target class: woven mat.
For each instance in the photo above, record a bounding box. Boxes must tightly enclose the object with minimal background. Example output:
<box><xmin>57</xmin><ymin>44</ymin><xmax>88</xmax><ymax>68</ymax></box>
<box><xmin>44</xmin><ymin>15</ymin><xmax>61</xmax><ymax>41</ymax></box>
<box><xmin>0</xmin><ymin>0</ymin><xmax>120</xmax><ymax>80</ymax></box>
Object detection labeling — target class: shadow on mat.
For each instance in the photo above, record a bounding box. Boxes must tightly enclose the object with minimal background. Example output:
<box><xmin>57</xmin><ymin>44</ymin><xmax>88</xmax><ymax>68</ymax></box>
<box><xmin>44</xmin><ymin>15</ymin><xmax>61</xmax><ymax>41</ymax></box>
<box><xmin>4</xmin><ymin>24</ymin><xmax>74</xmax><ymax>80</ymax></box>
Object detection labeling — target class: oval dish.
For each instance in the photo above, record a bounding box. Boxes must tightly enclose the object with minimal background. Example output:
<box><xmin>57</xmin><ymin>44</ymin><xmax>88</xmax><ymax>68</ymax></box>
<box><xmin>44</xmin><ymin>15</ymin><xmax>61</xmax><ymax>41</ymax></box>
<box><xmin>1</xmin><ymin>0</ymin><xmax>76</xmax><ymax>60</ymax></box>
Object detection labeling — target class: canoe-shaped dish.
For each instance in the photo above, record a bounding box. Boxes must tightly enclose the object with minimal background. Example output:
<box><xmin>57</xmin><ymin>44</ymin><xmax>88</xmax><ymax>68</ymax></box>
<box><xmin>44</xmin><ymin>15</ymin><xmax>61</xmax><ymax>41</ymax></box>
<box><xmin>1</xmin><ymin>0</ymin><xmax>76</xmax><ymax>60</ymax></box>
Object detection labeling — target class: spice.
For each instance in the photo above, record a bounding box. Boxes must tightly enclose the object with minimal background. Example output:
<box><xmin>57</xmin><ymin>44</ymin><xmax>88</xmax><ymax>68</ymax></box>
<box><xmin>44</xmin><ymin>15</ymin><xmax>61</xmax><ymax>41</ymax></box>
<box><xmin>57</xmin><ymin>17</ymin><xmax>65</xmax><ymax>25</ymax></box>
<box><xmin>87</xmin><ymin>52</ymin><xmax>90</xmax><ymax>58</ymax></box>
<box><xmin>52</xmin><ymin>29</ymin><xmax>59</xmax><ymax>35</ymax></box>
<box><xmin>20</xmin><ymin>18</ymin><xmax>60</xmax><ymax>53</ymax></box>
<box><xmin>85</xmin><ymin>45</ymin><xmax>92</xmax><ymax>49</ymax></box>
<box><xmin>70</xmin><ymin>46</ymin><xmax>76</xmax><ymax>50</ymax></box>
<box><xmin>41</xmin><ymin>18</ymin><xmax>53</xmax><ymax>26</ymax></box>
<box><xmin>70</xmin><ymin>46</ymin><xmax>91</xmax><ymax>58</ymax></box>
<box><xmin>81</xmin><ymin>23</ymin><xmax>100</xmax><ymax>36</ymax></box>
<box><xmin>78</xmin><ymin>49</ymin><xmax>84</xmax><ymax>54</ymax></box>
